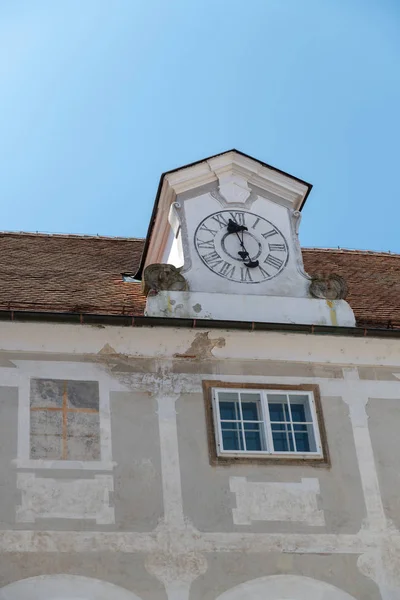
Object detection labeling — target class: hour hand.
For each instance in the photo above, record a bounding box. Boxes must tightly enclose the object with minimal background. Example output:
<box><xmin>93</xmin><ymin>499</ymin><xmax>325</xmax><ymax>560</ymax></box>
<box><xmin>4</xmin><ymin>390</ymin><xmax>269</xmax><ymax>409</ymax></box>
<box><xmin>238</xmin><ymin>250</ymin><xmax>259</xmax><ymax>268</ymax></box>
<box><xmin>227</xmin><ymin>218</ymin><xmax>247</xmax><ymax>234</ymax></box>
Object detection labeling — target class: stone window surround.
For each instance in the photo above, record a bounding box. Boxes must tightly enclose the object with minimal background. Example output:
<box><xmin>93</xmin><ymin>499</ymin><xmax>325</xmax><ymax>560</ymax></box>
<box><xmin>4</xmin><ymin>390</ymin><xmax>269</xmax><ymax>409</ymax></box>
<box><xmin>13</xmin><ymin>361</ymin><xmax>115</xmax><ymax>471</ymax></box>
<box><xmin>203</xmin><ymin>380</ymin><xmax>330</xmax><ymax>466</ymax></box>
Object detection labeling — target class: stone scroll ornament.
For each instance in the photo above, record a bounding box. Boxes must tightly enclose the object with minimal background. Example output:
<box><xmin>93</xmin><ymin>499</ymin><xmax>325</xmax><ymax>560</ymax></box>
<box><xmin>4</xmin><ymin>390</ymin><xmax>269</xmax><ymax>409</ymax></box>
<box><xmin>309</xmin><ymin>273</ymin><xmax>348</xmax><ymax>300</ymax></box>
<box><xmin>142</xmin><ymin>263</ymin><xmax>188</xmax><ymax>296</ymax></box>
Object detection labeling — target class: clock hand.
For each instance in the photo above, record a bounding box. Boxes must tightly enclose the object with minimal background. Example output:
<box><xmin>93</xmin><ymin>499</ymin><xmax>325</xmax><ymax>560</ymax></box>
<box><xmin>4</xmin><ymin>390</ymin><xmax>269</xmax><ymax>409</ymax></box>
<box><xmin>227</xmin><ymin>219</ymin><xmax>259</xmax><ymax>268</ymax></box>
<box><xmin>227</xmin><ymin>219</ymin><xmax>247</xmax><ymax>235</ymax></box>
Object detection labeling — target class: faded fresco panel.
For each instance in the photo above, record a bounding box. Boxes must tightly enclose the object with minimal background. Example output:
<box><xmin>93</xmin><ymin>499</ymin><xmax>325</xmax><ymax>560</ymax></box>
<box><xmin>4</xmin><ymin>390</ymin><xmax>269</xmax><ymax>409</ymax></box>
<box><xmin>30</xmin><ymin>378</ymin><xmax>100</xmax><ymax>461</ymax></box>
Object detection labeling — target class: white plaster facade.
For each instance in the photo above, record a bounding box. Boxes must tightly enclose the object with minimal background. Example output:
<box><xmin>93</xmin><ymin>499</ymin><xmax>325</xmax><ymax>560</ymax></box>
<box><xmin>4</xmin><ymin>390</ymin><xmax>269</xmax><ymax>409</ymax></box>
<box><xmin>0</xmin><ymin>320</ymin><xmax>398</xmax><ymax>599</ymax></box>
<box><xmin>145</xmin><ymin>290</ymin><xmax>355</xmax><ymax>326</ymax></box>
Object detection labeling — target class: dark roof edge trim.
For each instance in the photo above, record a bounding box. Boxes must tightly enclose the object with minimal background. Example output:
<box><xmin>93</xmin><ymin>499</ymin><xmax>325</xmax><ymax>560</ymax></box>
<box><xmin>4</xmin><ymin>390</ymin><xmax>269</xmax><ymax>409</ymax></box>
<box><xmin>134</xmin><ymin>149</ymin><xmax>312</xmax><ymax>280</ymax></box>
<box><xmin>1</xmin><ymin>309</ymin><xmax>397</xmax><ymax>340</ymax></box>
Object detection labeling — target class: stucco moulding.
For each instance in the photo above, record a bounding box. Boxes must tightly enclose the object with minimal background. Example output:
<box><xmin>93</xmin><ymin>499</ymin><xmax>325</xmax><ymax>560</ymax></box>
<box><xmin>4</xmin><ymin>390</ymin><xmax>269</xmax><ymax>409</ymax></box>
<box><xmin>142</xmin><ymin>263</ymin><xmax>188</xmax><ymax>296</ymax></box>
<box><xmin>145</xmin><ymin>290</ymin><xmax>356</xmax><ymax>327</ymax></box>
<box><xmin>165</xmin><ymin>152</ymin><xmax>309</xmax><ymax>207</ymax></box>
<box><xmin>309</xmin><ymin>273</ymin><xmax>349</xmax><ymax>300</ymax></box>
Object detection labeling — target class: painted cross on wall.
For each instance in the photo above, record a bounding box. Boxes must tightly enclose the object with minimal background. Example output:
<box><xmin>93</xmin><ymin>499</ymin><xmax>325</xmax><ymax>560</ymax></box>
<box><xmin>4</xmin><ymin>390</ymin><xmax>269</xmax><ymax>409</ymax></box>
<box><xmin>30</xmin><ymin>379</ymin><xmax>100</xmax><ymax>461</ymax></box>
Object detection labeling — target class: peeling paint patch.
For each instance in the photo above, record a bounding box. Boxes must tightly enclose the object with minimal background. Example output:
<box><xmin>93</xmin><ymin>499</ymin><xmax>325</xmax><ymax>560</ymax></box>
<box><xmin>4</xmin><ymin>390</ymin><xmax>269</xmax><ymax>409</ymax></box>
<box><xmin>97</xmin><ymin>343</ymin><xmax>117</xmax><ymax>355</ymax></box>
<box><xmin>174</xmin><ymin>332</ymin><xmax>225</xmax><ymax>359</ymax></box>
<box><xmin>192</xmin><ymin>303</ymin><xmax>202</xmax><ymax>314</ymax></box>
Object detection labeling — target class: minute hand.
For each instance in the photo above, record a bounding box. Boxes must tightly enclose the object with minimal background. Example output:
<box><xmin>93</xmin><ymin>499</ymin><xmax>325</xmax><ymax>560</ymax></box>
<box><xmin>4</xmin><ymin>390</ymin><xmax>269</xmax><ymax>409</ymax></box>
<box><xmin>226</xmin><ymin>219</ymin><xmax>259</xmax><ymax>268</ymax></box>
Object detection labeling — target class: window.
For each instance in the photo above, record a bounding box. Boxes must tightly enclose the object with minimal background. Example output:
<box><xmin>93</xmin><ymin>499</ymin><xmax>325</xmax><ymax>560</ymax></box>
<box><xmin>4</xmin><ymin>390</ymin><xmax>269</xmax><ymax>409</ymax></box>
<box><xmin>204</xmin><ymin>382</ymin><xmax>328</xmax><ymax>464</ymax></box>
<box><xmin>30</xmin><ymin>378</ymin><xmax>100</xmax><ymax>461</ymax></box>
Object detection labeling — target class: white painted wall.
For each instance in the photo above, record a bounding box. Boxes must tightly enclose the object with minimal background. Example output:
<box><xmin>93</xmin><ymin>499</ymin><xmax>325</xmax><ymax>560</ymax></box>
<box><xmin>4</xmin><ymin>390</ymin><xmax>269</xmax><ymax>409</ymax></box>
<box><xmin>145</xmin><ymin>290</ymin><xmax>356</xmax><ymax>326</ymax></box>
<box><xmin>215</xmin><ymin>574</ymin><xmax>358</xmax><ymax>600</ymax></box>
<box><xmin>0</xmin><ymin>575</ymin><xmax>142</xmax><ymax>600</ymax></box>
<box><xmin>1</xmin><ymin>321</ymin><xmax>400</xmax><ymax>599</ymax></box>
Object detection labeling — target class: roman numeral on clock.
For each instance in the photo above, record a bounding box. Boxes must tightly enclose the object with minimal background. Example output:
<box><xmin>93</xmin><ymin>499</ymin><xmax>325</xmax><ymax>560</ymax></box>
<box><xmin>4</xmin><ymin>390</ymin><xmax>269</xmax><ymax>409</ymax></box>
<box><xmin>264</xmin><ymin>254</ymin><xmax>284</xmax><ymax>269</ymax></box>
<box><xmin>211</xmin><ymin>213</ymin><xmax>229</xmax><ymax>228</ymax></box>
<box><xmin>261</xmin><ymin>229</ymin><xmax>277</xmax><ymax>239</ymax></box>
<box><xmin>199</xmin><ymin>223</ymin><xmax>217</xmax><ymax>236</ymax></box>
<box><xmin>240</xmin><ymin>267</ymin><xmax>253</xmax><ymax>282</ymax></box>
<box><xmin>197</xmin><ymin>239</ymin><xmax>215</xmax><ymax>249</ymax></box>
<box><xmin>258</xmin><ymin>265</ymin><xmax>270</xmax><ymax>278</ymax></box>
<box><xmin>219</xmin><ymin>261</ymin><xmax>236</xmax><ymax>278</ymax></box>
<box><xmin>268</xmin><ymin>243</ymin><xmax>286</xmax><ymax>252</ymax></box>
<box><xmin>228</xmin><ymin>211</ymin><xmax>246</xmax><ymax>226</ymax></box>
<box><xmin>202</xmin><ymin>250</ymin><xmax>223</xmax><ymax>269</ymax></box>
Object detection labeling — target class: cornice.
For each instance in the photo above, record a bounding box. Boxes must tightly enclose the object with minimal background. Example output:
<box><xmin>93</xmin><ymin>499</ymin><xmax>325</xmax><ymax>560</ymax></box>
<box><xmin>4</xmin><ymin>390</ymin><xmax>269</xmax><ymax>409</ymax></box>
<box><xmin>164</xmin><ymin>151</ymin><xmax>308</xmax><ymax>209</ymax></box>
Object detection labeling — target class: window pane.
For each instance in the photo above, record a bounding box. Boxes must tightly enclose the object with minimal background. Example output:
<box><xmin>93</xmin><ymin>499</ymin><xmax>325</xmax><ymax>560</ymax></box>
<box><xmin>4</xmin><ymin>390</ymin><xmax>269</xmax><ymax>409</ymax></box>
<box><xmin>221</xmin><ymin>421</ymin><xmax>241</xmax><ymax>430</ymax></box>
<box><xmin>294</xmin><ymin>423</ymin><xmax>317</xmax><ymax>452</ymax></box>
<box><xmin>219</xmin><ymin>401</ymin><xmax>239</xmax><ymax>420</ymax></box>
<box><xmin>222</xmin><ymin>429</ymin><xmax>244</xmax><ymax>451</ymax></box>
<box><xmin>289</xmin><ymin>403</ymin><xmax>306</xmax><ymax>422</ymax></box>
<box><xmin>272</xmin><ymin>431</ymin><xmax>291</xmax><ymax>452</ymax></box>
<box><xmin>218</xmin><ymin>392</ymin><xmax>239</xmax><ymax>402</ymax></box>
<box><xmin>289</xmin><ymin>395</ymin><xmax>313</xmax><ymax>420</ymax></box>
<box><xmin>244</xmin><ymin>430</ymin><xmax>262</xmax><ymax>451</ymax></box>
<box><xmin>241</xmin><ymin>401</ymin><xmax>260</xmax><ymax>421</ymax></box>
<box><xmin>293</xmin><ymin>423</ymin><xmax>307</xmax><ymax>431</ymax></box>
<box><xmin>294</xmin><ymin>431</ymin><xmax>310</xmax><ymax>452</ymax></box>
<box><xmin>243</xmin><ymin>421</ymin><xmax>266</xmax><ymax>451</ymax></box>
<box><xmin>268</xmin><ymin>402</ymin><xmax>289</xmax><ymax>422</ymax></box>
<box><xmin>271</xmin><ymin>424</ymin><xmax>294</xmax><ymax>452</ymax></box>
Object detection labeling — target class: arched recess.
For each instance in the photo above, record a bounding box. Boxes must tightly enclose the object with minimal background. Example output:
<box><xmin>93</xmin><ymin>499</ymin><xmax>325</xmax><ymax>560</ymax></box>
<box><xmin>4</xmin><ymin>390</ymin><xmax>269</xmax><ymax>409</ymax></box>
<box><xmin>0</xmin><ymin>574</ymin><xmax>143</xmax><ymax>600</ymax></box>
<box><xmin>215</xmin><ymin>574</ymin><xmax>358</xmax><ymax>600</ymax></box>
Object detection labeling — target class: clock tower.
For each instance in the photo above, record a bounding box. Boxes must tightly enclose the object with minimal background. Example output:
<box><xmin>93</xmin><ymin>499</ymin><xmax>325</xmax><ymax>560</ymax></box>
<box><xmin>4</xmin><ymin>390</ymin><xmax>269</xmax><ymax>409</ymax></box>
<box><xmin>136</xmin><ymin>150</ymin><xmax>355</xmax><ymax>327</ymax></box>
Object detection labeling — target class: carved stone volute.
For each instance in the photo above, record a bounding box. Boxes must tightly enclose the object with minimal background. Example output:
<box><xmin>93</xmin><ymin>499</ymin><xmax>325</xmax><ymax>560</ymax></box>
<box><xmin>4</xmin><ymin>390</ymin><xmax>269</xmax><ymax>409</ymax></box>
<box><xmin>142</xmin><ymin>264</ymin><xmax>188</xmax><ymax>296</ymax></box>
<box><xmin>309</xmin><ymin>273</ymin><xmax>348</xmax><ymax>300</ymax></box>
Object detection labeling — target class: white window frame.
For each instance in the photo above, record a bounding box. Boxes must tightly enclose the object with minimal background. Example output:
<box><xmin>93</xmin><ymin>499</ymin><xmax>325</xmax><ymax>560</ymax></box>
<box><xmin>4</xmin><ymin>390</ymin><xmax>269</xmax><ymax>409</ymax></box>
<box><xmin>212</xmin><ymin>387</ymin><xmax>323</xmax><ymax>459</ymax></box>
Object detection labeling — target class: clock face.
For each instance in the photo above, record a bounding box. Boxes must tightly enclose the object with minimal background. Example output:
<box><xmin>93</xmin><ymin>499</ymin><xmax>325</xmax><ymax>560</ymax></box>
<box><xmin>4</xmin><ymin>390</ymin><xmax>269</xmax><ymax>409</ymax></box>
<box><xmin>194</xmin><ymin>210</ymin><xmax>289</xmax><ymax>284</ymax></box>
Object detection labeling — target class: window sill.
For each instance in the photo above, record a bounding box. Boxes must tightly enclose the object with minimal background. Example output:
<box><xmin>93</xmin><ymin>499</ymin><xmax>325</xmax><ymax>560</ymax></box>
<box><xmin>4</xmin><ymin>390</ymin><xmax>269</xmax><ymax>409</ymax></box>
<box><xmin>217</xmin><ymin>450</ymin><xmax>323</xmax><ymax>460</ymax></box>
<box><xmin>211</xmin><ymin>452</ymin><xmax>329</xmax><ymax>467</ymax></box>
<box><xmin>13</xmin><ymin>458</ymin><xmax>117</xmax><ymax>471</ymax></box>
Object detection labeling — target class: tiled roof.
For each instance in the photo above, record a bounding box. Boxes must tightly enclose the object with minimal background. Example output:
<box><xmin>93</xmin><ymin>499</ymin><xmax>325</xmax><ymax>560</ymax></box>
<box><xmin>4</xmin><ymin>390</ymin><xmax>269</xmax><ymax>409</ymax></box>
<box><xmin>0</xmin><ymin>232</ymin><xmax>146</xmax><ymax>316</ymax></box>
<box><xmin>0</xmin><ymin>232</ymin><xmax>398</xmax><ymax>329</ymax></box>
<box><xmin>302</xmin><ymin>248</ymin><xmax>400</xmax><ymax>328</ymax></box>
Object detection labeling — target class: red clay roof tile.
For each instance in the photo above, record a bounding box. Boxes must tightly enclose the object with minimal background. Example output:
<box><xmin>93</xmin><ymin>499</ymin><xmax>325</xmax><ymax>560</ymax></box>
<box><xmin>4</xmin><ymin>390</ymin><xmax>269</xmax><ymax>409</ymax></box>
<box><xmin>0</xmin><ymin>232</ymin><xmax>397</xmax><ymax>329</ymax></box>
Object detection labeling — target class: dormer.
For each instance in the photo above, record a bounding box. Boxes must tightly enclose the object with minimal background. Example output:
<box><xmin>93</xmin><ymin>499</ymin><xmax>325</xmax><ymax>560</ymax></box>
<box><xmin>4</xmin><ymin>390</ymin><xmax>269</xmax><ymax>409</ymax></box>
<box><xmin>136</xmin><ymin>150</ymin><xmax>355</xmax><ymax>327</ymax></box>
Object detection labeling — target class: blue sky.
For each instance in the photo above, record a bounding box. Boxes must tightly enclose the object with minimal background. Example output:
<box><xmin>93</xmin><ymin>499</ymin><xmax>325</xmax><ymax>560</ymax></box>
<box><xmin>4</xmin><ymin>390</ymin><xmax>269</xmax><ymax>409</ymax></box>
<box><xmin>0</xmin><ymin>0</ymin><xmax>399</xmax><ymax>251</ymax></box>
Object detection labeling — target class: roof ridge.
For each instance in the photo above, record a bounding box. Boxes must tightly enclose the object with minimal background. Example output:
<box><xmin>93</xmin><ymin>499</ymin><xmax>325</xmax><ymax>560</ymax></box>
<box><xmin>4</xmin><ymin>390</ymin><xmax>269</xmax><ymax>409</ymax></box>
<box><xmin>302</xmin><ymin>247</ymin><xmax>400</xmax><ymax>258</ymax></box>
<box><xmin>0</xmin><ymin>231</ymin><xmax>145</xmax><ymax>241</ymax></box>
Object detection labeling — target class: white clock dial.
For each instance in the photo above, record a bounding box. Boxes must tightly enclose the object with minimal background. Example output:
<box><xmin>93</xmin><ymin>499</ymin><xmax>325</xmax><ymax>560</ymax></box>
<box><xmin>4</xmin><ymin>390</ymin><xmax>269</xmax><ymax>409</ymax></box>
<box><xmin>194</xmin><ymin>210</ymin><xmax>289</xmax><ymax>283</ymax></box>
